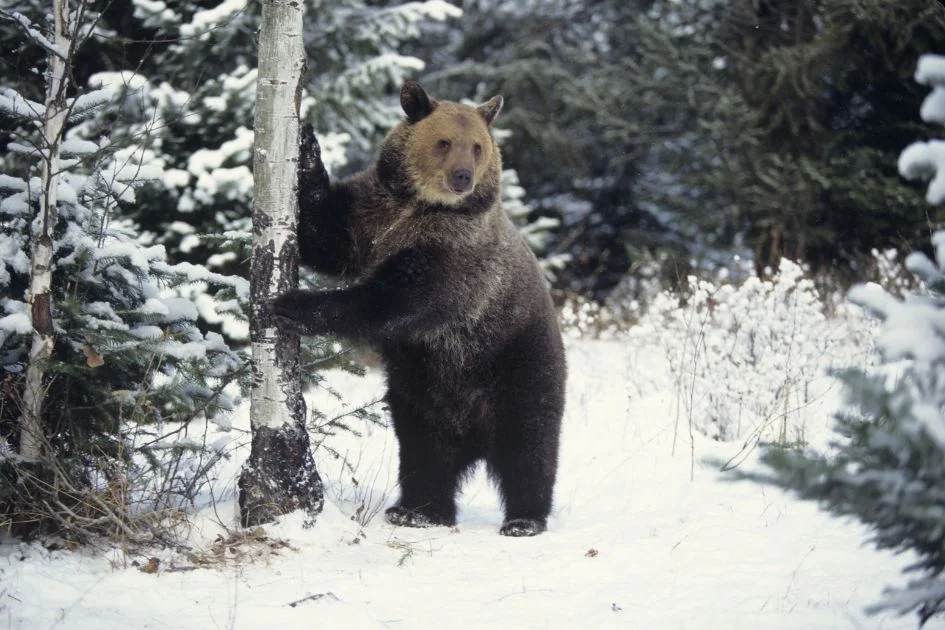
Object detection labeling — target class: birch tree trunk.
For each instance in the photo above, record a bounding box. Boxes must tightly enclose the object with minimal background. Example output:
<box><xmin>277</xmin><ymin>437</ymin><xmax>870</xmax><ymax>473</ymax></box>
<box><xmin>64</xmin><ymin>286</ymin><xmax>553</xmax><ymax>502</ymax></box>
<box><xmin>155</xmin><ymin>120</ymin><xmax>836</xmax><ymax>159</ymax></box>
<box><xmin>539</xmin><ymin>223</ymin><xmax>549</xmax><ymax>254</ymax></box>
<box><xmin>238</xmin><ymin>0</ymin><xmax>324</xmax><ymax>526</ymax></box>
<box><xmin>18</xmin><ymin>0</ymin><xmax>71</xmax><ymax>462</ymax></box>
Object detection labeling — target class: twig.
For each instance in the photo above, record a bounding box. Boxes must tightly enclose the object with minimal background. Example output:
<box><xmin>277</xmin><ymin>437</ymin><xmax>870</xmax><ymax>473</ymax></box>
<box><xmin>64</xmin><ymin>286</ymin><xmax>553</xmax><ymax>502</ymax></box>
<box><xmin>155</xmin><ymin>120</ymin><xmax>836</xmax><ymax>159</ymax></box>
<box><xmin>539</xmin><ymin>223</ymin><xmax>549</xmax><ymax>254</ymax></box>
<box><xmin>286</xmin><ymin>593</ymin><xmax>338</xmax><ymax>607</ymax></box>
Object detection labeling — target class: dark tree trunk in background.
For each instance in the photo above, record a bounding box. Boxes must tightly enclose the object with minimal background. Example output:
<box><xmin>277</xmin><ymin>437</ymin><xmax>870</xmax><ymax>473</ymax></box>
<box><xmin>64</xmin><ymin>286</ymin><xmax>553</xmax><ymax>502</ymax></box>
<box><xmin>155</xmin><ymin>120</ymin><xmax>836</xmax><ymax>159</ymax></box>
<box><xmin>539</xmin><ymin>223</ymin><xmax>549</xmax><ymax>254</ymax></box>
<box><xmin>238</xmin><ymin>0</ymin><xmax>323</xmax><ymax>527</ymax></box>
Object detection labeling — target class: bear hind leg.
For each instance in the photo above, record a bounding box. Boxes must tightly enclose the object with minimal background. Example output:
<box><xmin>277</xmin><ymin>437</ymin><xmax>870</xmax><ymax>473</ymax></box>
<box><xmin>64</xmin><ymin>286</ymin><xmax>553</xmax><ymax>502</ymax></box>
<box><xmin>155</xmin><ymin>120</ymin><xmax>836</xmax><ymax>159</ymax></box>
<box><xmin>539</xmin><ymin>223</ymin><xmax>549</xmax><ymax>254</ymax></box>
<box><xmin>386</xmin><ymin>445</ymin><xmax>477</xmax><ymax>528</ymax></box>
<box><xmin>489</xmin><ymin>411</ymin><xmax>560</xmax><ymax>537</ymax></box>
<box><xmin>386</xmin><ymin>410</ymin><xmax>480</xmax><ymax>529</ymax></box>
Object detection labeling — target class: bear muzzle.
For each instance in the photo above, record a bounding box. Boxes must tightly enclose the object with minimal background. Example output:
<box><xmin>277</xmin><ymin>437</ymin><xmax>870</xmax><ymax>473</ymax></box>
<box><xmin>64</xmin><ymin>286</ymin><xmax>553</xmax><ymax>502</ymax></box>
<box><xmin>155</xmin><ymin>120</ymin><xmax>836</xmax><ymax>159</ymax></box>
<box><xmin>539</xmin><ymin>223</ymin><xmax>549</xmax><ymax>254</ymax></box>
<box><xmin>449</xmin><ymin>168</ymin><xmax>474</xmax><ymax>195</ymax></box>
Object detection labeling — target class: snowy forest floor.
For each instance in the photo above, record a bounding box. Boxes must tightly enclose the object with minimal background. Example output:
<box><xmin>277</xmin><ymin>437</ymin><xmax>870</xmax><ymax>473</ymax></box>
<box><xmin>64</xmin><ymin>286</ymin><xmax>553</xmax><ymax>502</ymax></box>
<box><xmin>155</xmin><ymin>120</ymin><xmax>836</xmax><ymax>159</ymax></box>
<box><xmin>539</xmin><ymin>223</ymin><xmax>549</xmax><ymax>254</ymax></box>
<box><xmin>1</xmin><ymin>338</ymin><xmax>918</xmax><ymax>629</ymax></box>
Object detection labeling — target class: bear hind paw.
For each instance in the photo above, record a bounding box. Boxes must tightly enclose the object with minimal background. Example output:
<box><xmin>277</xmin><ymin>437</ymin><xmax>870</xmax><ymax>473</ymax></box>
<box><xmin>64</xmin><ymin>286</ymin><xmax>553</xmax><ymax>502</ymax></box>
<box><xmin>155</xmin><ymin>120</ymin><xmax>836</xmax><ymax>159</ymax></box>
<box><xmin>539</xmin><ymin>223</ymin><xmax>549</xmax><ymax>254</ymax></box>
<box><xmin>499</xmin><ymin>517</ymin><xmax>546</xmax><ymax>537</ymax></box>
<box><xmin>385</xmin><ymin>505</ymin><xmax>454</xmax><ymax>529</ymax></box>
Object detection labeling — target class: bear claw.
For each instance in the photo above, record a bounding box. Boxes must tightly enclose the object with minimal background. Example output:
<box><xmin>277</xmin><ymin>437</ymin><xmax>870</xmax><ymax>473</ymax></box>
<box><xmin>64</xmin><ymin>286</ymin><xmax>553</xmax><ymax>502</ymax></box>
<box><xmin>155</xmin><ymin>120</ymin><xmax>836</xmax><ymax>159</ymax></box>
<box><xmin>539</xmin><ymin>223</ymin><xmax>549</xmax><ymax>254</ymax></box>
<box><xmin>499</xmin><ymin>518</ymin><xmax>546</xmax><ymax>537</ymax></box>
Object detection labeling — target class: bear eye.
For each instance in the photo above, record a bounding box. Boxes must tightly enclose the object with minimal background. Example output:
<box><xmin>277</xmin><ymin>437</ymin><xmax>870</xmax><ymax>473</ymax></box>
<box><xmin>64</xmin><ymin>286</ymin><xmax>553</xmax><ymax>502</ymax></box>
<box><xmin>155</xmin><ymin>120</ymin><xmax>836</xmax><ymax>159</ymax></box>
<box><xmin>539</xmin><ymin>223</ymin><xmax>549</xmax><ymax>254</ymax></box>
<box><xmin>473</xmin><ymin>143</ymin><xmax>482</xmax><ymax>158</ymax></box>
<box><xmin>436</xmin><ymin>139</ymin><xmax>451</xmax><ymax>152</ymax></box>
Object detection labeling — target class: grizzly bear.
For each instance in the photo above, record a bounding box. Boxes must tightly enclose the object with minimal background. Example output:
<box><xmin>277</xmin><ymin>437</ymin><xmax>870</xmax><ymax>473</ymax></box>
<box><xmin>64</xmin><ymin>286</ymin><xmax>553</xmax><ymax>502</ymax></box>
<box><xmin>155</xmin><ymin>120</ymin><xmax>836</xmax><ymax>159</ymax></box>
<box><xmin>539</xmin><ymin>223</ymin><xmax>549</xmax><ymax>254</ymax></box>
<box><xmin>272</xmin><ymin>81</ymin><xmax>566</xmax><ymax>536</ymax></box>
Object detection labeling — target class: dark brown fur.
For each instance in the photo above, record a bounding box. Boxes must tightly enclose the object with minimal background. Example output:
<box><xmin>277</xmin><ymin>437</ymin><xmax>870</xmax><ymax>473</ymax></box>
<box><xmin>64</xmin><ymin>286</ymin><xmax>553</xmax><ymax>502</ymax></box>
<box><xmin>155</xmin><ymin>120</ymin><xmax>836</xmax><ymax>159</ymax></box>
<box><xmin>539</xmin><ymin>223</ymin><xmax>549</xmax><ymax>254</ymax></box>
<box><xmin>272</xmin><ymin>81</ymin><xmax>566</xmax><ymax>536</ymax></box>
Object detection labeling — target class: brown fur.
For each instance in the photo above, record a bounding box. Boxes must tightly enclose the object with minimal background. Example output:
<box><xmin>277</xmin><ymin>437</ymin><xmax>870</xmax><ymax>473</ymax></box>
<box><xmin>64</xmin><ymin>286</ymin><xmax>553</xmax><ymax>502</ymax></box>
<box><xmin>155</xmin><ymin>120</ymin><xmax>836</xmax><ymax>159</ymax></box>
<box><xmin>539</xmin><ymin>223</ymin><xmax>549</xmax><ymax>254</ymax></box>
<box><xmin>274</xmin><ymin>81</ymin><xmax>566</xmax><ymax>536</ymax></box>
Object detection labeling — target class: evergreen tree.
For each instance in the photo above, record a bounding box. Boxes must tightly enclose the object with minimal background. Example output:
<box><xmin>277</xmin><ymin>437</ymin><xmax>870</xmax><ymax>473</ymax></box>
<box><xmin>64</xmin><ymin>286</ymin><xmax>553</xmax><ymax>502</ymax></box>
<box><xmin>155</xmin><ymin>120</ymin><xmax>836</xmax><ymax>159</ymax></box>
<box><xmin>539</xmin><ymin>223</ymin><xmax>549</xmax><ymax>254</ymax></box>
<box><xmin>739</xmin><ymin>55</ymin><xmax>945</xmax><ymax>626</ymax></box>
<box><xmin>0</xmin><ymin>0</ymin><xmax>244</xmax><ymax>538</ymax></box>
<box><xmin>635</xmin><ymin>0</ymin><xmax>945</xmax><ymax>278</ymax></box>
<box><xmin>413</xmin><ymin>0</ymin><xmax>945</xmax><ymax>296</ymax></box>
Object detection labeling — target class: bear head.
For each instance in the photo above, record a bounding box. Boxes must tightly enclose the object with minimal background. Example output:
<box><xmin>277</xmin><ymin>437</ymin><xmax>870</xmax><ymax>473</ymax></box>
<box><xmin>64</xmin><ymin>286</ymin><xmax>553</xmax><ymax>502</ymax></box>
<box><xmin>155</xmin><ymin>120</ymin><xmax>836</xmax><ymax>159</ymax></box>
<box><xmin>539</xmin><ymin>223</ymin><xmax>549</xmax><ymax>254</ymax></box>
<box><xmin>378</xmin><ymin>81</ymin><xmax>504</xmax><ymax>214</ymax></box>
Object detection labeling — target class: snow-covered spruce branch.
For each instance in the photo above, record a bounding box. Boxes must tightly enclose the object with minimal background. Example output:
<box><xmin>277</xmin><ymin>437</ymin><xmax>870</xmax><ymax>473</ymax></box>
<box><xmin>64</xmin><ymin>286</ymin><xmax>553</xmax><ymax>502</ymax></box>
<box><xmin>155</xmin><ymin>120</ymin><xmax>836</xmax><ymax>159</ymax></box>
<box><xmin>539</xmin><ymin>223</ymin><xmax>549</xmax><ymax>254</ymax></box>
<box><xmin>0</xmin><ymin>9</ymin><xmax>68</xmax><ymax>61</ymax></box>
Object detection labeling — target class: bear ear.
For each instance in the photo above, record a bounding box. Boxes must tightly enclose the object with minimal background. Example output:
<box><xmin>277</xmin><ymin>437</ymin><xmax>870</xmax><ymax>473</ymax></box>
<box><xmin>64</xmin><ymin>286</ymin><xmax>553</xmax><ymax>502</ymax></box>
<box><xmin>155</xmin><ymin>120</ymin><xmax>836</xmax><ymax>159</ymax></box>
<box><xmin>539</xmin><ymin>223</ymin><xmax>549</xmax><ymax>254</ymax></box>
<box><xmin>401</xmin><ymin>80</ymin><xmax>438</xmax><ymax>123</ymax></box>
<box><xmin>477</xmin><ymin>95</ymin><xmax>503</xmax><ymax>126</ymax></box>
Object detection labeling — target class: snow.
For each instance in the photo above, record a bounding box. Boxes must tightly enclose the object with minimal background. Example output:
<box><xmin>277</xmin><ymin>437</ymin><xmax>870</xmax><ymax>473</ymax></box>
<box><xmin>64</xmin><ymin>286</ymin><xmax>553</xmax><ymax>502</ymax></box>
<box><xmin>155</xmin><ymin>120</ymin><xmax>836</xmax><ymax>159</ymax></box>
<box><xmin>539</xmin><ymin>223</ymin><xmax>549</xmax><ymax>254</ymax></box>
<box><xmin>8</xmin><ymin>12</ymin><xmax>68</xmax><ymax>60</ymax></box>
<box><xmin>71</xmin><ymin>88</ymin><xmax>116</xmax><ymax>117</ymax></box>
<box><xmin>95</xmin><ymin>241</ymin><xmax>166</xmax><ymax>273</ymax></box>
<box><xmin>84</xmin><ymin>301</ymin><xmax>121</xmax><ymax>321</ymax></box>
<box><xmin>0</xmin><ymin>87</ymin><xmax>44</xmax><ymax>120</ymax></box>
<box><xmin>163</xmin><ymin>168</ymin><xmax>191</xmax><ymax>188</ymax></box>
<box><xmin>194</xmin><ymin>165</ymin><xmax>253</xmax><ymax>200</ymax></box>
<box><xmin>202</xmin><ymin>95</ymin><xmax>227</xmax><ymax>112</ymax></box>
<box><xmin>360</xmin><ymin>53</ymin><xmax>425</xmax><ymax>77</ymax></box>
<box><xmin>409</xmin><ymin>0</ymin><xmax>463</xmax><ymax>22</ymax></box>
<box><xmin>130</xmin><ymin>325</ymin><xmax>164</xmax><ymax>340</ymax></box>
<box><xmin>0</xmin><ymin>175</ymin><xmax>27</xmax><ymax>192</ymax></box>
<box><xmin>87</xmin><ymin>71</ymin><xmax>149</xmax><ymax>93</ymax></box>
<box><xmin>180</xmin><ymin>0</ymin><xmax>247</xmax><ymax>40</ymax></box>
<box><xmin>898</xmin><ymin>141</ymin><xmax>945</xmax><ymax>205</ymax></box>
<box><xmin>184</xmin><ymin>127</ymin><xmax>254</xmax><ymax>201</ymax></box>
<box><xmin>921</xmin><ymin>88</ymin><xmax>945</xmax><ymax>126</ymax></box>
<box><xmin>0</xmin><ymin>311</ymin><xmax>32</xmax><ymax>346</ymax></box>
<box><xmin>153</xmin><ymin>260</ymin><xmax>250</xmax><ymax>299</ymax></box>
<box><xmin>0</xmin><ymin>235</ymin><xmax>29</xmax><ymax>282</ymax></box>
<box><xmin>850</xmin><ymin>262</ymin><xmax>945</xmax><ymax>364</ymax></box>
<box><xmin>6</xmin><ymin>142</ymin><xmax>39</xmax><ymax>158</ymax></box>
<box><xmin>0</xmin><ymin>340</ymin><xmax>915</xmax><ymax>629</ymax></box>
<box><xmin>900</xmin><ymin>55</ymin><xmax>945</xmax><ymax>203</ymax></box>
<box><xmin>154</xmin><ymin>297</ymin><xmax>200</xmax><ymax>322</ymax></box>
<box><xmin>139</xmin><ymin>297</ymin><xmax>171</xmax><ymax>316</ymax></box>
<box><xmin>189</xmin><ymin>127</ymin><xmax>255</xmax><ymax>175</ymax></box>
<box><xmin>221</xmin><ymin>65</ymin><xmax>256</xmax><ymax>93</ymax></box>
<box><xmin>60</xmin><ymin>138</ymin><xmax>100</xmax><ymax>156</ymax></box>
<box><xmin>169</xmin><ymin>220</ymin><xmax>196</xmax><ymax>235</ymax></box>
<box><xmin>916</xmin><ymin>54</ymin><xmax>945</xmax><ymax>89</ymax></box>
<box><xmin>0</xmin><ymin>193</ymin><xmax>30</xmax><ymax>217</ymax></box>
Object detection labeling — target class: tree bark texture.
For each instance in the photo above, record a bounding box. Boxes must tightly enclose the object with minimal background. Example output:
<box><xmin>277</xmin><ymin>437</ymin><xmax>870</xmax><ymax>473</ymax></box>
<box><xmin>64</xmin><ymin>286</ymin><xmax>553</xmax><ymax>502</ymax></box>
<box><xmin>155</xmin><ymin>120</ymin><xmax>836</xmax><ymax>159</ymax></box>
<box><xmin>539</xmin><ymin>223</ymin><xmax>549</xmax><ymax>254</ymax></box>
<box><xmin>19</xmin><ymin>0</ymin><xmax>71</xmax><ymax>462</ymax></box>
<box><xmin>238</xmin><ymin>0</ymin><xmax>324</xmax><ymax>527</ymax></box>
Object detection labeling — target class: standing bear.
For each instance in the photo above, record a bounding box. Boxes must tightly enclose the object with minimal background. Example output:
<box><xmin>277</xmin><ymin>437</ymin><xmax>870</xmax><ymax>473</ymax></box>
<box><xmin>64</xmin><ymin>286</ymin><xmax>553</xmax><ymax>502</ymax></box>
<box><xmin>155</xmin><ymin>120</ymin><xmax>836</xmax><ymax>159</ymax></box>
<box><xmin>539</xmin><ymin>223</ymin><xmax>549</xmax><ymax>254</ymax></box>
<box><xmin>272</xmin><ymin>81</ymin><xmax>566</xmax><ymax>536</ymax></box>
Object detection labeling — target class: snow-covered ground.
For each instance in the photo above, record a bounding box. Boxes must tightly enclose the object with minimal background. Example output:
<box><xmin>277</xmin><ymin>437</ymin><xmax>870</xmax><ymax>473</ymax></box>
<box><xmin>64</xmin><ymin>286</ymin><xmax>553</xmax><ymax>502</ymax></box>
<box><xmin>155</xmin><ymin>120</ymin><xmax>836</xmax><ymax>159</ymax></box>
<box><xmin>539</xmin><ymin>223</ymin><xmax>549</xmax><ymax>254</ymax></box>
<box><xmin>1</xmin><ymin>338</ymin><xmax>917</xmax><ymax>629</ymax></box>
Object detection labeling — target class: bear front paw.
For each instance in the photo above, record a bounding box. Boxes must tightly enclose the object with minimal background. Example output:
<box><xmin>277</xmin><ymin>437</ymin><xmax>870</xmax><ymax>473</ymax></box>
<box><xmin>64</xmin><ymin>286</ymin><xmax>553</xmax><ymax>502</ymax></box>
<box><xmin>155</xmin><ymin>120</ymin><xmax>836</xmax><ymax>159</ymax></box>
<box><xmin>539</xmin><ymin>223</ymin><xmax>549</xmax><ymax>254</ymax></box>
<box><xmin>270</xmin><ymin>289</ymin><xmax>325</xmax><ymax>335</ymax></box>
<box><xmin>499</xmin><ymin>517</ymin><xmax>546</xmax><ymax>537</ymax></box>
<box><xmin>299</xmin><ymin>123</ymin><xmax>326</xmax><ymax>175</ymax></box>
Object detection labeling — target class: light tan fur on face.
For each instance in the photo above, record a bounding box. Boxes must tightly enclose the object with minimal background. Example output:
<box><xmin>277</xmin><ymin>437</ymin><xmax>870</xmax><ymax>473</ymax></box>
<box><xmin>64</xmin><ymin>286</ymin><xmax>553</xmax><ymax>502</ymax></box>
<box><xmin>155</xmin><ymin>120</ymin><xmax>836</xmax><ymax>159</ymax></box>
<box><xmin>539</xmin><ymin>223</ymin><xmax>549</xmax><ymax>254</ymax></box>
<box><xmin>406</xmin><ymin>102</ymin><xmax>498</xmax><ymax>205</ymax></box>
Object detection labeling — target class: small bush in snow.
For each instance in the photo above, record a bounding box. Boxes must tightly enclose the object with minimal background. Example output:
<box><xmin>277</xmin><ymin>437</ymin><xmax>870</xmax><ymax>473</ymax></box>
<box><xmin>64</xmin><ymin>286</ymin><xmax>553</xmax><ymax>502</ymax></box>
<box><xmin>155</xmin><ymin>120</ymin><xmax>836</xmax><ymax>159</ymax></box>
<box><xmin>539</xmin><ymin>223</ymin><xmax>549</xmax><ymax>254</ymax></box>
<box><xmin>640</xmin><ymin>259</ymin><xmax>874</xmax><ymax>443</ymax></box>
<box><xmin>558</xmin><ymin>293</ymin><xmax>622</xmax><ymax>339</ymax></box>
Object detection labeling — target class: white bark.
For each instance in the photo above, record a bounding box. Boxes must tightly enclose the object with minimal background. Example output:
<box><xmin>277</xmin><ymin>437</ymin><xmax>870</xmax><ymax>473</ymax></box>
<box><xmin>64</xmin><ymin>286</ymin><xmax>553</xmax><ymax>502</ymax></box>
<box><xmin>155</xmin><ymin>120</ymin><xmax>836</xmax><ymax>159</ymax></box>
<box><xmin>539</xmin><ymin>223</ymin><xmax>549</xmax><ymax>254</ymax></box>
<box><xmin>19</xmin><ymin>0</ymin><xmax>71</xmax><ymax>462</ymax></box>
<box><xmin>240</xmin><ymin>0</ymin><xmax>323</xmax><ymax>527</ymax></box>
<box><xmin>250</xmin><ymin>0</ymin><xmax>307</xmax><ymax>431</ymax></box>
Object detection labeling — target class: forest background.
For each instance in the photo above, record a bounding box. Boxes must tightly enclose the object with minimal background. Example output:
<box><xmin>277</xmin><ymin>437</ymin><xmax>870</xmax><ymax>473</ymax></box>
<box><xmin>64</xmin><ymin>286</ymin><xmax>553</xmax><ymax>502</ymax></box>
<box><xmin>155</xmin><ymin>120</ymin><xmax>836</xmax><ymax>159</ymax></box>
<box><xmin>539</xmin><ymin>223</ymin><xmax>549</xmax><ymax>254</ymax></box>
<box><xmin>3</xmin><ymin>0</ymin><xmax>945</xmax><ymax>625</ymax></box>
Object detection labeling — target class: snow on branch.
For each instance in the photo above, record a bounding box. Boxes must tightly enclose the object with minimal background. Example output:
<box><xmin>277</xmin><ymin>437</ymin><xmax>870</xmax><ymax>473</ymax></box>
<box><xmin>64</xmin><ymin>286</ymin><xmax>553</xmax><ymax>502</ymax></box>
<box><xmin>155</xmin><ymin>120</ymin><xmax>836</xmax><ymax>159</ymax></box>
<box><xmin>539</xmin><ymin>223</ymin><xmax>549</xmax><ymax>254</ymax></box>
<box><xmin>917</xmin><ymin>55</ymin><xmax>945</xmax><ymax>126</ymax></box>
<box><xmin>0</xmin><ymin>311</ymin><xmax>32</xmax><ymax>348</ymax></box>
<box><xmin>153</xmin><ymin>260</ymin><xmax>250</xmax><ymax>299</ymax></box>
<box><xmin>179</xmin><ymin>0</ymin><xmax>246</xmax><ymax>40</ymax></box>
<box><xmin>898</xmin><ymin>140</ymin><xmax>945</xmax><ymax>204</ymax></box>
<box><xmin>0</xmin><ymin>10</ymin><xmax>68</xmax><ymax>60</ymax></box>
<box><xmin>916</xmin><ymin>55</ymin><xmax>945</xmax><ymax>87</ymax></box>
<box><xmin>60</xmin><ymin>138</ymin><xmax>101</xmax><ymax>157</ymax></box>
<box><xmin>70</xmin><ymin>88</ymin><xmax>116</xmax><ymax>120</ymax></box>
<box><xmin>899</xmin><ymin>55</ymin><xmax>945</xmax><ymax>204</ymax></box>
<box><xmin>385</xmin><ymin>0</ymin><xmax>462</xmax><ymax>22</ymax></box>
<box><xmin>0</xmin><ymin>87</ymin><xmax>45</xmax><ymax>121</ymax></box>
<box><xmin>848</xmin><ymin>230</ymin><xmax>945</xmax><ymax>365</ymax></box>
<box><xmin>0</xmin><ymin>175</ymin><xmax>28</xmax><ymax>192</ymax></box>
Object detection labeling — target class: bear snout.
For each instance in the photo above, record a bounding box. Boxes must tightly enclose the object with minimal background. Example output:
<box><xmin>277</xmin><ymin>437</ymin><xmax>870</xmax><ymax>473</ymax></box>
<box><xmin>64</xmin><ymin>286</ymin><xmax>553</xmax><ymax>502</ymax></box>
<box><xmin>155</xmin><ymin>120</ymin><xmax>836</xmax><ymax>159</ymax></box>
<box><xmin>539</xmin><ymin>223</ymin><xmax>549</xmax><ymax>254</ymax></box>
<box><xmin>449</xmin><ymin>168</ymin><xmax>473</xmax><ymax>194</ymax></box>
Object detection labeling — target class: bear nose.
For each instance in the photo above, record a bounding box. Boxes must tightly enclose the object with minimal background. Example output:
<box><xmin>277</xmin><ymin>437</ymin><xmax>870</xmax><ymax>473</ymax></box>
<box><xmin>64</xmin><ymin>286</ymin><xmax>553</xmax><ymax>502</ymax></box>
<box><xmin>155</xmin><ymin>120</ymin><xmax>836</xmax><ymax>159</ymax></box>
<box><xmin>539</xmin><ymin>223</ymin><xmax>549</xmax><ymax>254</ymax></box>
<box><xmin>449</xmin><ymin>169</ymin><xmax>473</xmax><ymax>193</ymax></box>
